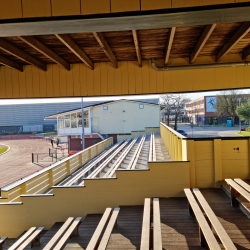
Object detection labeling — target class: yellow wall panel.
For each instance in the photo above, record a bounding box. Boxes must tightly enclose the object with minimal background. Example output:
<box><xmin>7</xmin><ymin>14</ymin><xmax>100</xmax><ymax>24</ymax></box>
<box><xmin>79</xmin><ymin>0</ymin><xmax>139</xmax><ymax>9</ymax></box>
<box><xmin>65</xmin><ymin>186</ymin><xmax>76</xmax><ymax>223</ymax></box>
<box><xmin>86</xmin><ymin>66</ymin><xmax>94</xmax><ymax>96</ymax></box>
<box><xmin>0</xmin><ymin>67</ymin><xmax>6</xmax><ymax>98</ymax></box>
<box><xmin>156</xmin><ymin>70</ymin><xmax>164</xmax><ymax>93</ymax></box>
<box><xmin>79</xmin><ymin>64</ymin><xmax>87</xmax><ymax>97</ymax></box>
<box><xmin>52</xmin><ymin>65</ymin><xmax>60</xmax><ymax>97</ymax></box>
<box><xmin>121</xmin><ymin>61</ymin><xmax>128</xmax><ymax>95</ymax></box>
<box><xmin>39</xmin><ymin>70</ymin><xmax>47</xmax><ymax>98</ymax></box>
<box><xmin>65</xmin><ymin>69</ymin><xmax>74</xmax><ymax>97</ymax></box>
<box><xmin>23</xmin><ymin>0</ymin><xmax>51</xmax><ymax>18</ymax></box>
<box><xmin>0</xmin><ymin>0</ymin><xmax>22</xmax><ymax>19</ymax></box>
<box><xmin>32</xmin><ymin>66</ymin><xmax>41</xmax><ymax>98</ymax></box>
<box><xmin>18</xmin><ymin>71</ymin><xmax>26</xmax><ymax>98</ymax></box>
<box><xmin>142</xmin><ymin>60</ymin><xmax>150</xmax><ymax>94</ymax></box>
<box><xmin>236</xmin><ymin>67</ymin><xmax>245</xmax><ymax>88</ymax></box>
<box><xmin>45</xmin><ymin>65</ymin><xmax>54</xmax><ymax>97</ymax></box>
<box><xmin>149</xmin><ymin>61</ymin><xmax>157</xmax><ymax>94</ymax></box>
<box><xmin>172</xmin><ymin>0</ymin><xmax>187</xmax><ymax>8</ymax></box>
<box><xmin>72</xmin><ymin>64</ymin><xmax>80</xmax><ymax>96</ymax></box>
<box><xmin>25</xmin><ymin>66</ymin><xmax>33</xmax><ymax>98</ymax></box>
<box><xmin>93</xmin><ymin>63</ymin><xmax>101</xmax><ymax>96</ymax></box>
<box><xmin>12</xmin><ymin>69</ymin><xmax>19</xmax><ymax>98</ymax></box>
<box><xmin>114</xmin><ymin>62</ymin><xmax>122</xmax><ymax>95</ymax></box>
<box><xmin>81</xmin><ymin>0</ymin><xmax>110</xmax><ymax>15</ymax></box>
<box><xmin>107</xmin><ymin>62</ymin><xmax>115</xmax><ymax>96</ymax></box>
<box><xmin>203</xmin><ymin>0</ymin><xmax>234</xmax><ymax>5</ymax></box>
<box><xmin>5</xmin><ymin>67</ymin><xmax>13</xmax><ymax>98</ymax></box>
<box><xmin>59</xmin><ymin>68</ymin><xmax>67</xmax><ymax>97</ymax></box>
<box><xmin>134</xmin><ymin>63</ymin><xmax>143</xmax><ymax>94</ymax></box>
<box><xmin>51</xmin><ymin>0</ymin><xmax>80</xmax><ymax>16</ymax></box>
<box><xmin>100</xmin><ymin>63</ymin><xmax>108</xmax><ymax>96</ymax></box>
<box><xmin>127</xmin><ymin>61</ymin><xmax>136</xmax><ymax>95</ymax></box>
<box><xmin>111</xmin><ymin>0</ymin><xmax>140</xmax><ymax>13</ymax></box>
<box><xmin>141</xmin><ymin>0</ymin><xmax>171</xmax><ymax>10</ymax></box>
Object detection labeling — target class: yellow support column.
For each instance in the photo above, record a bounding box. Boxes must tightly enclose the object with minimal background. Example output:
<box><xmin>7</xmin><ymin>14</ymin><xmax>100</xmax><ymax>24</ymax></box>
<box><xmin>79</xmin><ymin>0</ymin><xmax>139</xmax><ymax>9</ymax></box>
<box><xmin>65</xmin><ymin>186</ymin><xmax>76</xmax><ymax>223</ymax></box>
<box><xmin>79</xmin><ymin>152</ymin><xmax>83</xmax><ymax>167</ymax></box>
<box><xmin>66</xmin><ymin>160</ymin><xmax>71</xmax><ymax>175</ymax></box>
<box><xmin>174</xmin><ymin>136</ymin><xmax>178</xmax><ymax>161</ymax></box>
<box><xmin>186</xmin><ymin>140</ymin><xmax>196</xmax><ymax>188</ymax></box>
<box><xmin>48</xmin><ymin>169</ymin><xmax>54</xmax><ymax>188</ymax></box>
<box><xmin>214</xmin><ymin>139</ymin><xmax>222</xmax><ymax>188</ymax></box>
<box><xmin>177</xmin><ymin>138</ymin><xmax>182</xmax><ymax>161</ymax></box>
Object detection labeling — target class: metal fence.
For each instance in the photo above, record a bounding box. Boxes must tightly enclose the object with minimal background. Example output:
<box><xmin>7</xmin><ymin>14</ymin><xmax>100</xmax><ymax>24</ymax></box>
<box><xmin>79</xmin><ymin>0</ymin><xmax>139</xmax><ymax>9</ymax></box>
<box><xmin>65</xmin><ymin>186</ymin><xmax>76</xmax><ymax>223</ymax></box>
<box><xmin>32</xmin><ymin>152</ymin><xmax>67</xmax><ymax>163</ymax></box>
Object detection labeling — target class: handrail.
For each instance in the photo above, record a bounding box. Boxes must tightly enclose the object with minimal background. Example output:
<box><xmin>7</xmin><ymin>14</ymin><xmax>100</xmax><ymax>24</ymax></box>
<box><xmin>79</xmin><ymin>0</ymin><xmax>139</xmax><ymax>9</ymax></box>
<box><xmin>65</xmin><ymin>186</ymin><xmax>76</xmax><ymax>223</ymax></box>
<box><xmin>2</xmin><ymin>138</ymin><xmax>112</xmax><ymax>192</ymax></box>
<box><xmin>160</xmin><ymin>122</ymin><xmax>186</xmax><ymax>139</ymax></box>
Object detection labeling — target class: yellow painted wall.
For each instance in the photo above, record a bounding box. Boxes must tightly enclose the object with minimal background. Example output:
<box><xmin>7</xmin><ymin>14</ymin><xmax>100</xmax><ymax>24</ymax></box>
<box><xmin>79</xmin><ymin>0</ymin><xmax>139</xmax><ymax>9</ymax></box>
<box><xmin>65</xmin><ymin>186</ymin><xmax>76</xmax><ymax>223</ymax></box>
<box><xmin>92</xmin><ymin>100</ymin><xmax>160</xmax><ymax>134</ymax></box>
<box><xmin>1</xmin><ymin>0</ymin><xmax>250</xmax><ymax>19</ymax></box>
<box><xmin>0</xmin><ymin>161</ymin><xmax>190</xmax><ymax>237</ymax></box>
<box><xmin>1</xmin><ymin>59</ymin><xmax>250</xmax><ymax>99</ymax></box>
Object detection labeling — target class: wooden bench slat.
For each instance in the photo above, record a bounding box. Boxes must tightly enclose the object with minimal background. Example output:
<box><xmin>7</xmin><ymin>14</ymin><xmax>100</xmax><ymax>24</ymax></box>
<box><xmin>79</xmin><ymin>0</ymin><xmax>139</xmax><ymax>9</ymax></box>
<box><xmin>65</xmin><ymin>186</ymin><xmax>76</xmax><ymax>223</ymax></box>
<box><xmin>97</xmin><ymin>208</ymin><xmax>120</xmax><ymax>250</ymax></box>
<box><xmin>140</xmin><ymin>198</ymin><xmax>151</xmax><ymax>250</ymax></box>
<box><xmin>193</xmin><ymin>188</ymin><xmax>237</xmax><ymax>250</ymax></box>
<box><xmin>86</xmin><ymin>208</ymin><xmax>112</xmax><ymax>250</ymax></box>
<box><xmin>153</xmin><ymin>198</ymin><xmax>162</xmax><ymax>250</ymax></box>
<box><xmin>54</xmin><ymin>217</ymin><xmax>82</xmax><ymax>250</ymax></box>
<box><xmin>17</xmin><ymin>227</ymin><xmax>44</xmax><ymax>250</ymax></box>
<box><xmin>43</xmin><ymin>217</ymin><xmax>75</xmax><ymax>250</ymax></box>
<box><xmin>8</xmin><ymin>227</ymin><xmax>37</xmax><ymax>250</ymax></box>
<box><xmin>0</xmin><ymin>237</ymin><xmax>8</xmax><ymax>250</ymax></box>
<box><xmin>184</xmin><ymin>189</ymin><xmax>221</xmax><ymax>250</ymax></box>
<box><xmin>234</xmin><ymin>179</ymin><xmax>250</xmax><ymax>193</ymax></box>
<box><xmin>226</xmin><ymin>179</ymin><xmax>250</xmax><ymax>202</ymax></box>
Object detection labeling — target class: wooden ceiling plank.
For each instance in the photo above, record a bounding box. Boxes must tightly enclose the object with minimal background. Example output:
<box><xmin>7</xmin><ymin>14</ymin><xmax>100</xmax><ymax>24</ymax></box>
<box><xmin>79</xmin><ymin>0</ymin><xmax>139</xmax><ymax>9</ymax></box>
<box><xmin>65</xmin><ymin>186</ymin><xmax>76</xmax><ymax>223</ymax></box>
<box><xmin>216</xmin><ymin>21</ymin><xmax>250</xmax><ymax>61</ymax></box>
<box><xmin>55</xmin><ymin>34</ymin><xmax>94</xmax><ymax>70</ymax></box>
<box><xmin>165</xmin><ymin>27</ymin><xmax>176</xmax><ymax>65</ymax></box>
<box><xmin>190</xmin><ymin>24</ymin><xmax>217</xmax><ymax>64</ymax></box>
<box><xmin>93</xmin><ymin>32</ymin><xmax>118</xmax><ymax>68</ymax></box>
<box><xmin>242</xmin><ymin>46</ymin><xmax>250</xmax><ymax>60</ymax></box>
<box><xmin>132</xmin><ymin>30</ymin><xmax>142</xmax><ymax>67</ymax></box>
<box><xmin>19</xmin><ymin>36</ymin><xmax>70</xmax><ymax>71</ymax></box>
<box><xmin>0</xmin><ymin>38</ymin><xmax>46</xmax><ymax>71</ymax></box>
<box><xmin>0</xmin><ymin>55</ymin><xmax>23</xmax><ymax>72</ymax></box>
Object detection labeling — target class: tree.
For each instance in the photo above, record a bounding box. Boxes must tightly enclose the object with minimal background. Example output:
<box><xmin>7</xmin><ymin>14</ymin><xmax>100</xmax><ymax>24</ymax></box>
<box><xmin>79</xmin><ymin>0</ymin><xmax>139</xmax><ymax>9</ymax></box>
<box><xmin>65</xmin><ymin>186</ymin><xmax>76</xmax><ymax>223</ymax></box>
<box><xmin>161</xmin><ymin>94</ymin><xmax>191</xmax><ymax>130</ymax></box>
<box><xmin>237</xmin><ymin>98</ymin><xmax>250</xmax><ymax>123</ymax></box>
<box><xmin>215</xmin><ymin>90</ymin><xmax>244</xmax><ymax>126</ymax></box>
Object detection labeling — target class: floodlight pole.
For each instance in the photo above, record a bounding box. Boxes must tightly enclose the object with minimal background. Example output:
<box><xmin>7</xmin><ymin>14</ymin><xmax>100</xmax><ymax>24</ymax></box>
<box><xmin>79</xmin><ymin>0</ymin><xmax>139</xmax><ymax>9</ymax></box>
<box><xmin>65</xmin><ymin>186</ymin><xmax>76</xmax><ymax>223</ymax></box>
<box><xmin>81</xmin><ymin>98</ymin><xmax>85</xmax><ymax>150</ymax></box>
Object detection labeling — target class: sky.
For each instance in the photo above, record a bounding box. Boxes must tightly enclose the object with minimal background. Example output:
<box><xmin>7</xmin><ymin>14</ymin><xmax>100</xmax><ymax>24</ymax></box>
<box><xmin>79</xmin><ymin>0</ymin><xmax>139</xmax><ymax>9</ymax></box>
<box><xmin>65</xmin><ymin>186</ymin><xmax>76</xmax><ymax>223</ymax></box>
<box><xmin>0</xmin><ymin>90</ymin><xmax>249</xmax><ymax>105</ymax></box>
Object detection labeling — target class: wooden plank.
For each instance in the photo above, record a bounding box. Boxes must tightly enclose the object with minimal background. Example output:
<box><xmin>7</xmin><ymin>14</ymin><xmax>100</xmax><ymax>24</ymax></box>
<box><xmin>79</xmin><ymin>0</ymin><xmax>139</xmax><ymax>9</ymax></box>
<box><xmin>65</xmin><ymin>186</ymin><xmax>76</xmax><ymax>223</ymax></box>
<box><xmin>184</xmin><ymin>189</ymin><xmax>221</xmax><ymax>250</ymax></box>
<box><xmin>192</xmin><ymin>188</ymin><xmax>237</xmax><ymax>250</ymax></box>
<box><xmin>242</xmin><ymin>46</ymin><xmax>250</xmax><ymax>60</ymax></box>
<box><xmin>216</xmin><ymin>21</ymin><xmax>250</xmax><ymax>61</ymax></box>
<box><xmin>0</xmin><ymin>55</ymin><xmax>23</xmax><ymax>72</ymax></box>
<box><xmin>0</xmin><ymin>237</ymin><xmax>8</xmax><ymax>250</ymax></box>
<box><xmin>55</xmin><ymin>34</ymin><xmax>94</xmax><ymax>70</ymax></box>
<box><xmin>19</xmin><ymin>36</ymin><xmax>70</xmax><ymax>71</ymax></box>
<box><xmin>140</xmin><ymin>198</ymin><xmax>151</xmax><ymax>250</ymax></box>
<box><xmin>165</xmin><ymin>27</ymin><xmax>176</xmax><ymax>65</ymax></box>
<box><xmin>132</xmin><ymin>30</ymin><xmax>142</xmax><ymax>67</ymax></box>
<box><xmin>93</xmin><ymin>32</ymin><xmax>118</xmax><ymax>68</ymax></box>
<box><xmin>54</xmin><ymin>217</ymin><xmax>82</xmax><ymax>250</ymax></box>
<box><xmin>234</xmin><ymin>179</ymin><xmax>250</xmax><ymax>193</ymax></box>
<box><xmin>43</xmin><ymin>217</ymin><xmax>75</xmax><ymax>250</ymax></box>
<box><xmin>0</xmin><ymin>38</ymin><xmax>46</xmax><ymax>71</ymax></box>
<box><xmin>17</xmin><ymin>227</ymin><xmax>44</xmax><ymax>250</ymax></box>
<box><xmin>97</xmin><ymin>208</ymin><xmax>120</xmax><ymax>250</ymax></box>
<box><xmin>86</xmin><ymin>208</ymin><xmax>112</xmax><ymax>250</ymax></box>
<box><xmin>225</xmin><ymin>179</ymin><xmax>250</xmax><ymax>202</ymax></box>
<box><xmin>190</xmin><ymin>24</ymin><xmax>217</xmax><ymax>64</ymax></box>
<box><xmin>153</xmin><ymin>198</ymin><xmax>162</xmax><ymax>250</ymax></box>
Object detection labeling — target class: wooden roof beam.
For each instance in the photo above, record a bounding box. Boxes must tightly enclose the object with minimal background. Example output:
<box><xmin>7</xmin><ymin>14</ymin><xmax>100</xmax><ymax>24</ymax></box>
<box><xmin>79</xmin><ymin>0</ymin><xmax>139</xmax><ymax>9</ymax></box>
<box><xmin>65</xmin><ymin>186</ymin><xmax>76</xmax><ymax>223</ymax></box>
<box><xmin>243</xmin><ymin>46</ymin><xmax>250</xmax><ymax>60</ymax></box>
<box><xmin>55</xmin><ymin>34</ymin><xmax>94</xmax><ymax>70</ymax></box>
<box><xmin>93</xmin><ymin>32</ymin><xmax>117</xmax><ymax>68</ymax></box>
<box><xmin>0</xmin><ymin>55</ymin><xmax>23</xmax><ymax>72</ymax></box>
<box><xmin>216</xmin><ymin>21</ymin><xmax>250</xmax><ymax>61</ymax></box>
<box><xmin>18</xmin><ymin>36</ymin><xmax>70</xmax><ymax>71</ymax></box>
<box><xmin>0</xmin><ymin>38</ymin><xmax>46</xmax><ymax>71</ymax></box>
<box><xmin>190</xmin><ymin>24</ymin><xmax>217</xmax><ymax>64</ymax></box>
<box><xmin>132</xmin><ymin>30</ymin><xmax>142</xmax><ymax>67</ymax></box>
<box><xmin>165</xmin><ymin>27</ymin><xmax>176</xmax><ymax>65</ymax></box>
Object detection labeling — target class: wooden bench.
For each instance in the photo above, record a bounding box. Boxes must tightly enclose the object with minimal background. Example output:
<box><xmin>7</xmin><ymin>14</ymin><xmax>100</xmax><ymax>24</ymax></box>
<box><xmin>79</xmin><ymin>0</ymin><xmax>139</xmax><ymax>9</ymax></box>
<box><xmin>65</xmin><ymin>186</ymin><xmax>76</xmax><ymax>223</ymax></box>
<box><xmin>54</xmin><ymin>217</ymin><xmax>82</xmax><ymax>250</ymax></box>
<box><xmin>8</xmin><ymin>227</ymin><xmax>37</xmax><ymax>250</ymax></box>
<box><xmin>234</xmin><ymin>178</ymin><xmax>250</xmax><ymax>193</ymax></box>
<box><xmin>0</xmin><ymin>237</ymin><xmax>8</xmax><ymax>250</ymax></box>
<box><xmin>192</xmin><ymin>188</ymin><xmax>237</xmax><ymax>250</ymax></box>
<box><xmin>184</xmin><ymin>189</ymin><xmax>221</xmax><ymax>249</ymax></box>
<box><xmin>225</xmin><ymin>179</ymin><xmax>250</xmax><ymax>206</ymax></box>
<box><xmin>86</xmin><ymin>208</ymin><xmax>112</xmax><ymax>250</ymax></box>
<box><xmin>140</xmin><ymin>198</ymin><xmax>151</xmax><ymax>250</ymax></box>
<box><xmin>17</xmin><ymin>227</ymin><xmax>44</xmax><ymax>250</ymax></box>
<box><xmin>153</xmin><ymin>198</ymin><xmax>162</xmax><ymax>250</ymax></box>
<box><xmin>97</xmin><ymin>208</ymin><xmax>120</xmax><ymax>250</ymax></box>
<box><xmin>43</xmin><ymin>217</ymin><xmax>75</xmax><ymax>250</ymax></box>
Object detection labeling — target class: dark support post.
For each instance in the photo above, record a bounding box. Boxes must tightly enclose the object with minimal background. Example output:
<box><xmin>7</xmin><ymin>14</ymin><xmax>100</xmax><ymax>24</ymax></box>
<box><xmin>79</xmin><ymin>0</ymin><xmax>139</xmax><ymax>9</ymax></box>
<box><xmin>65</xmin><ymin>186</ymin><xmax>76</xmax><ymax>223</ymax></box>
<box><xmin>199</xmin><ymin>226</ymin><xmax>208</xmax><ymax>247</ymax></box>
<box><xmin>230</xmin><ymin>186</ymin><xmax>239</xmax><ymax>207</ymax></box>
<box><xmin>32</xmin><ymin>153</ymin><xmax>33</xmax><ymax>163</ymax></box>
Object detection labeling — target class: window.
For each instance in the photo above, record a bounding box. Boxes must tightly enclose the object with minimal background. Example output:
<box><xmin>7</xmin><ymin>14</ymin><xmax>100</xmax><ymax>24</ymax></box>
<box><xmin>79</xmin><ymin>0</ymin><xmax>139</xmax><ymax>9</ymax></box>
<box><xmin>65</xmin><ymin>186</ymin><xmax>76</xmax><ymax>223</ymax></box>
<box><xmin>103</xmin><ymin>106</ymin><xmax>108</xmax><ymax>110</ymax></box>
<box><xmin>77</xmin><ymin>112</ymin><xmax>82</xmax><ymax>127</ymax></box>
<box><xmin>58</xmin><ymin>116</ymin><xmax>64</xmax><ymax>129</ymax></box>
<box><xmin>139</xmin><ymin>104</ymin><xmax>144</xmax><ymax>109</ymax></box>
<box><xmin>71</xmin><ymin>114</ymin><xmax>77</xmax><ymax>128</ymax></box>
<box><xmin>65</xmin><ymin>115</ymin><xmax>70</xmax><ymax>128</ymax></box>
<box><xmin>77</xmin><ymin>110</ymin><xmax>89</xmax><ymax>128</ymax></box>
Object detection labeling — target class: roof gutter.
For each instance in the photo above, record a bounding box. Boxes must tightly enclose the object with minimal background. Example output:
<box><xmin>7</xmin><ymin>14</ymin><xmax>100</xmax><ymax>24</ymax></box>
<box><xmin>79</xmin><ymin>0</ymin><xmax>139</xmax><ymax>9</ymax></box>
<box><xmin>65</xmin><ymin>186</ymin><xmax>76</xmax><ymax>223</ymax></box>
<box><xmin>151</xmin><ymin>58</ymin><xmax>250</xmax><ymax>71</ymax></box>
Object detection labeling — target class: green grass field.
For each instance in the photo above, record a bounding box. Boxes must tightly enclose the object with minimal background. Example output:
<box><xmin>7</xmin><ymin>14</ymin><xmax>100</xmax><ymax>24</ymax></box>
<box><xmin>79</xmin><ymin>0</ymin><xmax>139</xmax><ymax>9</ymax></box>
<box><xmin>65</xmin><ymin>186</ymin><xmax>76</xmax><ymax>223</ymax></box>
<box><xmin>236</xmin><ymin>131</ymin><xmax>250</xmax><ymax>137</ymax></box>
<box><xmin>0</xmin><ymin>147</ymin><xmax>8</xmax><ymax>154</ymax></box>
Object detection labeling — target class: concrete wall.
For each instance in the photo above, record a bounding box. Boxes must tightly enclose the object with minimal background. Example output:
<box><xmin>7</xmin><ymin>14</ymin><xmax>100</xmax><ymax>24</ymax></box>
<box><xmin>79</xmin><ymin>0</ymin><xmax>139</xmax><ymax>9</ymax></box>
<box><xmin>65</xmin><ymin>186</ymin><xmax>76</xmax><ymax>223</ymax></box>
<box><xmin>92</xmin><ymin>101</ymin><xmax>160</xmax><ymax>134</ymax></box>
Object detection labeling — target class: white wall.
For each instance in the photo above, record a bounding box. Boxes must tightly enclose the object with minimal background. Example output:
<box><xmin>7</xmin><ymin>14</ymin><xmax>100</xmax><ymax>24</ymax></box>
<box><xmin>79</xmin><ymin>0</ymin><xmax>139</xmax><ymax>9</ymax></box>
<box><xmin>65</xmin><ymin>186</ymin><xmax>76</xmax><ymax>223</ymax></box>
<box><xmin>92</xmin><ymin>101</ymin><xmax>160</xmax><ymax>134</ymax></box>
